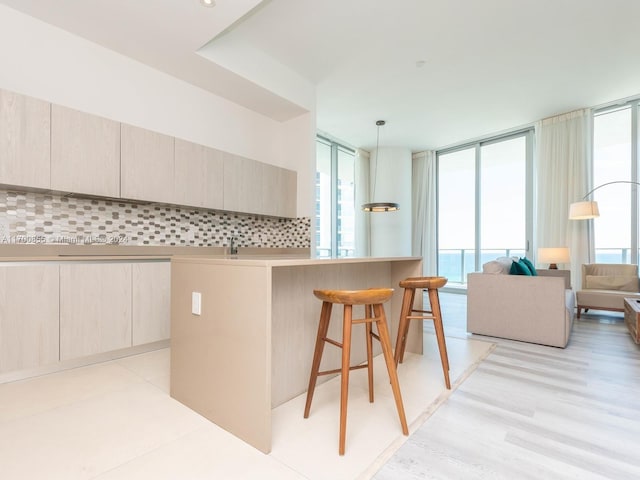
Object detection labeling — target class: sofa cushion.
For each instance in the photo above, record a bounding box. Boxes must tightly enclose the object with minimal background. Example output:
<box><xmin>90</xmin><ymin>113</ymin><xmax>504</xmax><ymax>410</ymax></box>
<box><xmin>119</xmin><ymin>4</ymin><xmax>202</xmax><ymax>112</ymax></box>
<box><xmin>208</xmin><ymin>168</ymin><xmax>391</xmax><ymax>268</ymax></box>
<box><xmin>520</xmin><ymin>257</ymin><xmax>537</xmax><ymax>276</ymax></box>
<box><xmin>510</xmin><ymin>259</ymin><xmax>532</xmax><ymax>275</ymax></box>
<box><xmin>483</xmin><ymin>260</ymin><xmax>504</xmax><ymax>274</ymax></box>
<box><xmin>482</xmin><ymin>256</ymin><xmax>516</xmax><ymax>274</ymax></box>
<box><xmin>583</xmin><ymin>263</ymin><xmax>638</xmax><ymax>277</ymax></box>
<box><xmin>585</xmin><ymin>275</ymin><xmax>639</xmax><ymax>292</ymax></box>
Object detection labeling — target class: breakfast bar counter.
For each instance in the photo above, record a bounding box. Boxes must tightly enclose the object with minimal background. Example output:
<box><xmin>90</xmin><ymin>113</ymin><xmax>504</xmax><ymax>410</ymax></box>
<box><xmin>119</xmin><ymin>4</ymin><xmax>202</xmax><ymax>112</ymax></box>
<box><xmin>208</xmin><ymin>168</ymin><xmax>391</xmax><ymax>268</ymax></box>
<box><xmin>169</xmin><ymin>255</ymin><xmax>423</xmax><ymax>453</ymax></box>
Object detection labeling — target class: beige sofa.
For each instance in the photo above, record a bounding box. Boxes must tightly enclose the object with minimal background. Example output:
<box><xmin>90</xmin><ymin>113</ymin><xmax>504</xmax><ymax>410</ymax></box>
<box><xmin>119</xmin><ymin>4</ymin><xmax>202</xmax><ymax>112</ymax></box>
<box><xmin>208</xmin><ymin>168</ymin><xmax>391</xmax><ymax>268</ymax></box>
<box><xmin>467</xmin><ymin>270</ymin><xmax>574</xmax><ymax>348</ymax></box>
<box><xmin>576</xmin><ymin>263</ymin><xmax>640</xmax><ymax>317</ymax></box>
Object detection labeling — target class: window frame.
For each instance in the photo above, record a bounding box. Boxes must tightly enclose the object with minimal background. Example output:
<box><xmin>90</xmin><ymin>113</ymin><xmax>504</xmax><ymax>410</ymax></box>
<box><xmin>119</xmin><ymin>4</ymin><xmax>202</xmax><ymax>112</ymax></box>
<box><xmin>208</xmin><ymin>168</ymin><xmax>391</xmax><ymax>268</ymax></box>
<box><xmin>592</xmin><ymin>99</ymin><xmax>640</xmax><ymax>264</ymax></box>
<box><xmin>315</xmin><ymin>135</ymin><xmax>356</xmax><ymax>258</ymax></box>
<box><xmin>436</xmin><ymin>128</ymin><xmax>534</xmax><ymax>281</ymax></box>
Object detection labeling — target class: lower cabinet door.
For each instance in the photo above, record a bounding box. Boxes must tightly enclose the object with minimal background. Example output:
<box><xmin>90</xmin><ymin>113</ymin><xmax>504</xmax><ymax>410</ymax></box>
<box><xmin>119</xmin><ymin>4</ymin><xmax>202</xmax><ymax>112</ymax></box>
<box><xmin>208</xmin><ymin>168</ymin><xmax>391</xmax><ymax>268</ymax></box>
<box><xmin>60</xmin><ymin>263</ymin><xmax>132</xmax><ymax>360</ymax></box>
<box><xmin>0</xmin><ymin>264</ymin><xmax>59</xmax><ymax>373</ymax></box>
<box><xmin>132</xmin><ymin>262</ymin><xmax>171</xmax><ymax>345</ymax></box>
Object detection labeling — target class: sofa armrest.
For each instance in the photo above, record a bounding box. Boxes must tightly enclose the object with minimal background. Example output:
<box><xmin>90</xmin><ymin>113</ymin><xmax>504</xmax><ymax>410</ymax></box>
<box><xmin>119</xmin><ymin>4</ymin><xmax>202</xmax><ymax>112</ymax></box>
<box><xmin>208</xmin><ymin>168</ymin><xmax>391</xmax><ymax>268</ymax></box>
<box><xmin>467</xmin><ymin>273</ymin><xmax>573</xmax><ymax>347</ymax></box>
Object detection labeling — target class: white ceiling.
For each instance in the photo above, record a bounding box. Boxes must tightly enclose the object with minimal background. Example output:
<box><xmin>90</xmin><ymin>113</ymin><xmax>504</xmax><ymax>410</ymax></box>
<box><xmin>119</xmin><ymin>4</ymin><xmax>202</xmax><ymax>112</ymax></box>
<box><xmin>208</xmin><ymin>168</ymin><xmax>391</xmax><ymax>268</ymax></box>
<box><xmin>3</xmin><ymin>0</ymin><xmax>640</xmax><ymax>151</ymax></box>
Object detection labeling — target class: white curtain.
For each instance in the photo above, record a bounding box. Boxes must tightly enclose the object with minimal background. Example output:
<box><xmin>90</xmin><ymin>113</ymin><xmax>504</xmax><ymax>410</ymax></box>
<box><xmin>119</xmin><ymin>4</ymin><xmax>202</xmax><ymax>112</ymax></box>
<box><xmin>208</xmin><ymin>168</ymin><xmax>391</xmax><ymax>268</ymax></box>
<box><xmin>412</xmin><ymin>151</ymin><xmax>437</xmax><ymax>275</ymax></box>
<box><xmin>354</xmin><ymin>148</ymin><xmax>370</xmax><ymax>256</ymax></box>
<box><xmin>536</xmin><ymin>109</ymin><xmax>592</xmax><ymax>289</ymax></box>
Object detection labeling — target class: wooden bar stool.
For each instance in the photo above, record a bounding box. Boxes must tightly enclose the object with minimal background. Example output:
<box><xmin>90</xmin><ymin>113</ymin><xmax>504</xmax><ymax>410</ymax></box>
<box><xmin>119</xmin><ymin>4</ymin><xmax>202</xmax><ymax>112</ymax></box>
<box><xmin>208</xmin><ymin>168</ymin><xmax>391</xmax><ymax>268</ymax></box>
<box><xmin>303</xmin><ymin>288</ymin><xmax>409</xmax><ymax>455</ymax></box>
<box><xmin>394</xmin><ymin>276</ymin><xmax>451</xmax><ymax>389</ymax></box>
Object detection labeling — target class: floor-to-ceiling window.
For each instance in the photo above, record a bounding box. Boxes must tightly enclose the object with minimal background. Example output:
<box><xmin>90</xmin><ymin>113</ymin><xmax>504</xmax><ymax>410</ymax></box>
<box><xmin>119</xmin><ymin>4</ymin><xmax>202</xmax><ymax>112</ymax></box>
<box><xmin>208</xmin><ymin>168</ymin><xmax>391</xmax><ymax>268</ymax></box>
<box><xmin>592</xmin><ymin>101</ymin><xmax>639</xmax><ymax>263</ymax></box>
<box><xmin>315</xmin><ymin>136</ymin><xmax>356</xmax><ymax>258</ymax></box>
<box><xmin>437</xmin><ymin>130</ymin><xmax>533</xmax><ymax>283</ymax></box>
<box><xmin>438</xmin><ymin>148</ymin><xmax>476</xmax><ymax>282</ymax></box>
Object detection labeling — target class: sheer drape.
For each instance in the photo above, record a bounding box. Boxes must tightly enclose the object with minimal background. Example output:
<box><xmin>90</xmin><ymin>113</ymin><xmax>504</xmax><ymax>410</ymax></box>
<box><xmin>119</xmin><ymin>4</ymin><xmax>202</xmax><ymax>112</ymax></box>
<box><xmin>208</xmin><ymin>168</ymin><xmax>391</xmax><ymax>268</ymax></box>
<box><xmin>412</xmin><ymin>151</ymin><xmax>437</xmax><ymax>275</ymax></box>
<box><xmin>536</xmin><ymin>109</ymin><xmax>592</xmax><ymax>288</ymax></box>
<box><xmin>355</xmin><ymin>148</ymin><xmax>370</xmax><ymax>256</ymax></box>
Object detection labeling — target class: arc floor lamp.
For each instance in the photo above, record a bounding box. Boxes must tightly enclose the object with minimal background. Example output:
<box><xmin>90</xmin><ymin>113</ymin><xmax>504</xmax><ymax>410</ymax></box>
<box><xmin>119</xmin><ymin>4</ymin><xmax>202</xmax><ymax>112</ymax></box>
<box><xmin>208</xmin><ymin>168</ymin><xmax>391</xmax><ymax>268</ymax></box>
<box><xmin>569</xmin><ymin>180</ymin><xmax>640</xmax><ymax>263</ymax></box>
<box><xmin>569</xmin><ymin>180</ymin><xmax>640</xmax><ymax>220</ymax></box>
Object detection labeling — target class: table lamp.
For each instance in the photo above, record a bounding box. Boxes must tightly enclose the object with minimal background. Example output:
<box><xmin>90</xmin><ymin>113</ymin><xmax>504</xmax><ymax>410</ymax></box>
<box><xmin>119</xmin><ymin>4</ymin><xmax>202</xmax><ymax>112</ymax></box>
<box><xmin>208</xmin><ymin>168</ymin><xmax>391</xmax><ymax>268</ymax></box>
<box><xmin>538</xmin><ymin>247</ymin><xmax>570</xmax><ymax>269</ymax></box>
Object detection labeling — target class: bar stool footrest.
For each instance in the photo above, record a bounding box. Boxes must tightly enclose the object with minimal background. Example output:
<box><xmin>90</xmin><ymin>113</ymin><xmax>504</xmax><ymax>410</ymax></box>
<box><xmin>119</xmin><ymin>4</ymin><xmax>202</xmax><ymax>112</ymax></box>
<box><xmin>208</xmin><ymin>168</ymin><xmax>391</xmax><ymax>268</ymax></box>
<box><xmin>317</xmin><ymin>364</ymin><xmax>369</xmax><ymax>376</ymax></box>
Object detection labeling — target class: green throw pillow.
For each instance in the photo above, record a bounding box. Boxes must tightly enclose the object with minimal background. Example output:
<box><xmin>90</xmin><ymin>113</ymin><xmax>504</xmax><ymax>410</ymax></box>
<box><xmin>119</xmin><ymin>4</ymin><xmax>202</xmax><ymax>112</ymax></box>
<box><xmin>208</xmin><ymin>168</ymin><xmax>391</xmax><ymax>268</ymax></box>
<box><xmin>510</xmin><ymin>259</ymin><xmax>532</xmax><ymax>275</ymax></box>
<box><xmin>520</xmin><ymin>257</ymin><xmax>537</xmax><ymax>276</ymax></box>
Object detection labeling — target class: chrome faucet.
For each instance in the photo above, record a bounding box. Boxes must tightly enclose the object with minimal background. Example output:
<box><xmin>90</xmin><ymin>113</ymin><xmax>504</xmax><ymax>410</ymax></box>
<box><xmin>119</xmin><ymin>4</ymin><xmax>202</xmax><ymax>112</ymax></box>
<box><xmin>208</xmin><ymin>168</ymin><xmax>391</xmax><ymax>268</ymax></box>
<box><xmin>229</xmin><ymin>237</ymin><xmax>238</xmax><ymax>255</ymax></box>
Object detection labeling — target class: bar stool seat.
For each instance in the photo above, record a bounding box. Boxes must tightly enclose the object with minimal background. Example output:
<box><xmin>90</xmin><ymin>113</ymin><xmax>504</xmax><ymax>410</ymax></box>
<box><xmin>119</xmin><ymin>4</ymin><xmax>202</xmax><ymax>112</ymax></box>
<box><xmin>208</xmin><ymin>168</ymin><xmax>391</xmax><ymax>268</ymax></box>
<box><xmin>304</xmin><ymin>287</ymin><xmax>408</xmax><ymax>455</ymax></box>
<box><xmin>394</xmin><ymin>276</ymin><xmax>451</xmax><ymax>389</ymax></box>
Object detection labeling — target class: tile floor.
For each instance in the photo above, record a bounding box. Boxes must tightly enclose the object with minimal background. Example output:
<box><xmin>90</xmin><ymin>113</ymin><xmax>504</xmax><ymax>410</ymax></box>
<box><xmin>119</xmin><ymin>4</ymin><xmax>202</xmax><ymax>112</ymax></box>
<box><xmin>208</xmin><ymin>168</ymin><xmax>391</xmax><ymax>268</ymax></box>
<box><xmin>0</xmin><ymin>302</ymin><xmax>493</xmax><ymax>480</ymax></box>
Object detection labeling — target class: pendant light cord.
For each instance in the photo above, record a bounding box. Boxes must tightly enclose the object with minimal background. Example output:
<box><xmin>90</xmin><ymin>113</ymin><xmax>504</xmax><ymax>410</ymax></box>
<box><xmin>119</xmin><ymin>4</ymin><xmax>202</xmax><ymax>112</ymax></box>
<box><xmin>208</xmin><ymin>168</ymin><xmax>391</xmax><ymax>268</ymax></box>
<box><xmin>371</xmin><ymin>123</ymin><xmax>380</xmax><ymax>203</ymax></box>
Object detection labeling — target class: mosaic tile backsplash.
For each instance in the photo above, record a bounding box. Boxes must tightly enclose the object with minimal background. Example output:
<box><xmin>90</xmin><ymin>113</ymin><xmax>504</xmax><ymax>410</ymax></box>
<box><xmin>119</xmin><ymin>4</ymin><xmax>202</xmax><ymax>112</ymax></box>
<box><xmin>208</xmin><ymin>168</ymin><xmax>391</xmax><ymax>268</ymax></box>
<box><xmin>0</xmin><ymin>189</ymin><xmax>311</xmax><ymax>248</ymax></box>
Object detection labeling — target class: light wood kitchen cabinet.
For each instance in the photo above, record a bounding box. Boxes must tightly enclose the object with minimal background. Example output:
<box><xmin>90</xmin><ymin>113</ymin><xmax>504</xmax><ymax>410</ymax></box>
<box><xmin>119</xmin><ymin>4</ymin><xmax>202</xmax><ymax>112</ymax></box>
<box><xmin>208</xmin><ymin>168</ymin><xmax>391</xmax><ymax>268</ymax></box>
<box><xmin>59</xmin><ymin>263</ymin><xmax>132</xmax><ymax>360</ymax></box>
<box><xmin>51</xmin><ymin>105</ymin><xmax>120</xmax><ymax>197</ymax></box>
<box><xmin>223</xmin><ymin>153</ymin><xmax>263</xmax><ymax>215</ymax></box>
<box><xmin>223</xmin><ymin>153</ymin><xmax>296</xmax><ymax>217</ymax></box>
<box><xmin>132</xmin><ymin>261</ymin><xmax>171</xmax><ymax>346</ymax></box>
<box><xmin>174</xmin><ymin>138</ymin><xmax>223</xmax><ymax>209</ymax></box>
<box><xmin>121</xmin><ymin>123</ymin><xmax>174</xmax><ymax>204</ymax></box>
<box><xmin>0</xmin><ymin>89</ymin><xmax>51</xmax><ymax>190</ymax></box>
<box><xmin>262</xmin><ymin>164</ymin><xmax>297</xmax><ymax>217</ymax></box>
<box><xmin>0</xmin><ymin>264</ymin><xmax>59</xmax><ymax>374</ymax></box>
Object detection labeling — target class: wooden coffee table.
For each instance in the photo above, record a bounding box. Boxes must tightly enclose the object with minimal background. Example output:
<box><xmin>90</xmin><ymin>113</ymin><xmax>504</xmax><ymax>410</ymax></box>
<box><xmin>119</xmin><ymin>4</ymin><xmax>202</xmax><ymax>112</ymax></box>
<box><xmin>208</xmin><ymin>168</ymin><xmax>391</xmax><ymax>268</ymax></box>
<box><xmin>623</xmin><ymin>297</ymin><xmax>640</xmax><ymax>344</ymax></box>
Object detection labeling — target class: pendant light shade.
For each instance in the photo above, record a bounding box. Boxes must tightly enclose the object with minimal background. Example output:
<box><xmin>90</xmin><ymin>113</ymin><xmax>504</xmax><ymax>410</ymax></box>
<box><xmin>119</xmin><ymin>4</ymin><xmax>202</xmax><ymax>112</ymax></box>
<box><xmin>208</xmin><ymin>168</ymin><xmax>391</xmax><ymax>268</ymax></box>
<box><xmin>362</xmin><ymin>120</ymin><xmax>399</xmax><ymax>212</ymax></box>
<box><xmin>362</xmin><ymin>202</ymin><xmax>400</xmax><ymax>212</ymax></box>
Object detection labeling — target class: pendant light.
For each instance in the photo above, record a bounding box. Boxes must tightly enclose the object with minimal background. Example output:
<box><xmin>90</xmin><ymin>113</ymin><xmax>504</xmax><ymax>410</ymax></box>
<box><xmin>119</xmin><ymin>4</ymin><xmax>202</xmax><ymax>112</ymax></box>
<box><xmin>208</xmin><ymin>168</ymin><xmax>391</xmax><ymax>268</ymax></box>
<box><xmin>362</xmin><ymin>120</ymin><xmax>399</xmax><ymax>212</ymax></box>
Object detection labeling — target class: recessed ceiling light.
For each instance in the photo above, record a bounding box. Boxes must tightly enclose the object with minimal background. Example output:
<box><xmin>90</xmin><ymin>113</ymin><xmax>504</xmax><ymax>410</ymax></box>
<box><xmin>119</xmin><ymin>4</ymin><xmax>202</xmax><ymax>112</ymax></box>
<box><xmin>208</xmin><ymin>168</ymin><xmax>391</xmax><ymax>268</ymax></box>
<box><xmin>200</xmin><ymin>0</ymin><xmax>216</xmax><ymax>7</ymax></box>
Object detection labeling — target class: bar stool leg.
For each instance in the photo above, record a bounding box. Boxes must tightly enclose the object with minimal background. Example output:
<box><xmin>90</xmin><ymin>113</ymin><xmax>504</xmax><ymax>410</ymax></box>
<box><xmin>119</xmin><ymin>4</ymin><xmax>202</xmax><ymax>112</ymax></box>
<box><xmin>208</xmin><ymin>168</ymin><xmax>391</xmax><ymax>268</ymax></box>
<box><xmin>365</xmin><ymin>304</ymin><xmax>374</xmax><ymax>403</ymax></box>
<box><xmin>374</xmin><ymin>303</ymin><xmax>409</xmax><ymax>436</ymax></box>
<box><xmin>304</xmin><ymin>301</ymin><xmax>332</xmax><ymax>418</ymax></box>
<box><xmin>394</xmin><ymin>287</ymin><xmax>415</xmax><ymax>365</ymax></box>
<box><xmin>339</xmin><ymin>304</ymin><xmax>353</xmax><ymax>455</ymax></box>
<box><xmin>428</xmin><ymin>288</ymin><xmax>451</xmax><ymax>389</ymax></box>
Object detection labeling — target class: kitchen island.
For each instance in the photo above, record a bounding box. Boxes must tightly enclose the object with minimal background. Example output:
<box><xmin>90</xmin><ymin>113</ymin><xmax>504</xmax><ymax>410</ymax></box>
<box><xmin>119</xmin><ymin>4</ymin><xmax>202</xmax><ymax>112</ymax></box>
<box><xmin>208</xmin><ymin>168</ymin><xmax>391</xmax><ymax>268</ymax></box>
<box><xmin>169</xmin><ymin>255</ymin><xmax>423</xmax><ymax>453</ymax></box>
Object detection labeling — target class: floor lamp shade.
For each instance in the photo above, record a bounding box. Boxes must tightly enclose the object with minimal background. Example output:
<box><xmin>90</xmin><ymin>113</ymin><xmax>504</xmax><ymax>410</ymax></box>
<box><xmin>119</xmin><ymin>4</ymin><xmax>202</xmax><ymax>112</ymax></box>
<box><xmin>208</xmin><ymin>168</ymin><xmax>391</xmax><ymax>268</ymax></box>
<box><xmin>569</xmin><ymin>200</ymin><xmax>600</xmax><ymax>220</ymax></box>
<box><xmin>538</xmin><ymin>247</ymin><xmax>571</xmax><ymax>269</ymax></box>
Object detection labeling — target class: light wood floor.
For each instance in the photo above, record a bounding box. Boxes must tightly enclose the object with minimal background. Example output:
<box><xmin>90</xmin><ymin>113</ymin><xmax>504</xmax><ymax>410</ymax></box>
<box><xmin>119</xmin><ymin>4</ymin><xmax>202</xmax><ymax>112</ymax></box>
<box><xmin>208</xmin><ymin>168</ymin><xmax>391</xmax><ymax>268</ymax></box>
<box><xmin>374</xmin><ymin>293</ymin><xmax>640</xmax><ymax>479</ymax></box>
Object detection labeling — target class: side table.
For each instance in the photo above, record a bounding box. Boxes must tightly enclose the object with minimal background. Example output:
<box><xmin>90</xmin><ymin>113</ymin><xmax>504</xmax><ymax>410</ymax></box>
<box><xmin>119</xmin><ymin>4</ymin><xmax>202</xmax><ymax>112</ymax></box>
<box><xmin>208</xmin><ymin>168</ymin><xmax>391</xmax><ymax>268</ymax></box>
<box><xmin>623</xmin><ymin>297</ymin><xmax>640</xmax><ymax>344</ymax></box>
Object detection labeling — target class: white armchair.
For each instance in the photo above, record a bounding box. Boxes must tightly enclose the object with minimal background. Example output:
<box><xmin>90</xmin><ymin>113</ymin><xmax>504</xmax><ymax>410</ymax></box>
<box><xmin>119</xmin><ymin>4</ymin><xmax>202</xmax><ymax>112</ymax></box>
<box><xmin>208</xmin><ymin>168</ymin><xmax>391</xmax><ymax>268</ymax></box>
<box><xmin>576</xmin><ymin>263</ymin><xmax>640</xmax><ymax>317</ymax></box>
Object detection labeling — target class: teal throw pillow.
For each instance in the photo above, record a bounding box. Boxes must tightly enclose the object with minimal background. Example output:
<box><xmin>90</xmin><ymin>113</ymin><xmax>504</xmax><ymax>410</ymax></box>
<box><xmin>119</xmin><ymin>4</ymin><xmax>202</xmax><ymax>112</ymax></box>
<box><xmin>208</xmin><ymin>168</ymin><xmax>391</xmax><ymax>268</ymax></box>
<box><xmin>520</xmin><ymin>257</ymin><xmax>537</xmax><ymax>276</ymax></box>
<box><xmin>510</xmin><ymin>259</ymin><xmax>532</xmax><ymax>275</ymax></box>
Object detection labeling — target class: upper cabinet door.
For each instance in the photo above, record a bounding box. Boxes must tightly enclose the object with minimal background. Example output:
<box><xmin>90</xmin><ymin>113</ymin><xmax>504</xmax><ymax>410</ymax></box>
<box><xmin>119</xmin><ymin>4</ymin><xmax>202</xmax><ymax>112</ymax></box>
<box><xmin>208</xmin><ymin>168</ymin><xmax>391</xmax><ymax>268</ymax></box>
<box><xmin>0</xmin><ymin>89</ymin><xmax>51</xmax><ymax>190</ymax></box>
<box><xmin>121</xmin><ymin>123</ymin><xmax>174</xmax><ymax>204</ymax></box>
<box><xmin>262</xmin><ymin>164</ymin><xmax>297</xmax><ymax>218</ymax></box>
<box><xmin>223</xmin><ymin>154</ymin><xmax>263</xmax><ymax>215</ymax></box>
<box><xmin>223</xmin><ymin>153</ymin><xmax>297</xmax><ymax>217</ymax></box>
<box><xmin>50</xmin><ymin>105</ymin><xmax>120</xmax><ymax>197</ymax></box>
<box><xmin>174</xmin><ymin>138</ymin><xmax>223</xmax><ymax>209</ymax></box>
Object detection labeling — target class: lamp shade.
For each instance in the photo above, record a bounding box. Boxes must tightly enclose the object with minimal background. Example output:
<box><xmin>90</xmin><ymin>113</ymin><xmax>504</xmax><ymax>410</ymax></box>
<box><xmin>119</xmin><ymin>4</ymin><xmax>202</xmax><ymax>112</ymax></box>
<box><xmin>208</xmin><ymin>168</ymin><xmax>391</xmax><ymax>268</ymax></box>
<box><xmin>362</xmin><ymin>202</ymin><xmax>399</xmax><ymax>212</ymax></box>
<box><xmin>569</xmin><ymin>200</ymin><xmax>600</xmax><ymax>220</ymax></box>
<box><xmin>538</xmin><ymin>247</ymin><xmax>570</xmax><ymax>269</ymax></box>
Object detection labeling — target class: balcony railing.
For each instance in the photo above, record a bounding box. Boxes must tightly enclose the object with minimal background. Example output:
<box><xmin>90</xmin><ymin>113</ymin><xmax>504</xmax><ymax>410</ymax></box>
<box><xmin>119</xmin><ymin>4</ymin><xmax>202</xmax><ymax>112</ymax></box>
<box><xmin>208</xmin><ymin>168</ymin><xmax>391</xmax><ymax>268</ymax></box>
<box><xmin>440</xmin><ymin>247</ymin><xmax>637</xmax><ymax>284</ymax></box>
<box><xmin>594</xmin><ymin>248</ymin><xmax>634</xmax><ymax>264</ymax></box>
<box><xmin>438</xmin><ymin>248</ymin><xmax>525</xmax><ymax>283</ymax></box>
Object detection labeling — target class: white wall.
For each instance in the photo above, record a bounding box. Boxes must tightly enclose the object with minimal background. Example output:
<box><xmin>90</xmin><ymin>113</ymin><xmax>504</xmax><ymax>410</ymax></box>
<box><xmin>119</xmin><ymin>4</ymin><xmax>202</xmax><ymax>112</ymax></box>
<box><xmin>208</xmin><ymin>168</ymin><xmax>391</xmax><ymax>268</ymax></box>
<box><xmin>279</xmin><ymin>112</ymin><xmax>315</xmax><ymax>218</ymax></box>
<box><xmin>369</xmin><ymin>147</ymin><xmax>412</xmax><ymax>257</ymax></box>
<box><xmin>0</xmin><ymin>4</ymin><xmax>314</xmax><ymax>217</ymax></box>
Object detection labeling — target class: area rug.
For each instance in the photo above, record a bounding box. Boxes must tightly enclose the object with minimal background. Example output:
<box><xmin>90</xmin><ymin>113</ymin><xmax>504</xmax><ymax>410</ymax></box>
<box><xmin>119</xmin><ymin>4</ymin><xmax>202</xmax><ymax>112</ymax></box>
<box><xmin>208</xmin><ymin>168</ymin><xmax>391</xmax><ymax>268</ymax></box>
<box><xmin>269</xmin><ymin>333</ymin><xmax>496</xmax><ymax>480</ymax></box>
